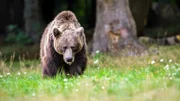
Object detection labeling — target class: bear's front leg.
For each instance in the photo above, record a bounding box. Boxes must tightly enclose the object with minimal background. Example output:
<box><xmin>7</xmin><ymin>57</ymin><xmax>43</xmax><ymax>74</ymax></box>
<box><xmin>42</xmin><ymin>56</ymin><xmax>60</xmax><ymax>77</ymax></box>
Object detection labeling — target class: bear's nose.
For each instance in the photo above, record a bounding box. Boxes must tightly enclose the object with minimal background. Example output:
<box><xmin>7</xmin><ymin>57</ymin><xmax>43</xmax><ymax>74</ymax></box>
<box><xmin>66</xmin><ymin>57</ymin><xmax>73</xmax><ymax>62</ymax></box>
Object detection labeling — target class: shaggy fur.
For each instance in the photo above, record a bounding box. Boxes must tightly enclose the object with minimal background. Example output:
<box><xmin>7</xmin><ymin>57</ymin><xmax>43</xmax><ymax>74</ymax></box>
<box><xmin>40</xmin><ymin>11</ymin><xmax>87</xmax><ymax>77</ymax></box>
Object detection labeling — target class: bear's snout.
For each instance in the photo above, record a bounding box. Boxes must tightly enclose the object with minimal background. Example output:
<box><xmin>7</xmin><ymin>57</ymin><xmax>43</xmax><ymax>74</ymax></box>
<box><xmin>66</xmin><ymin>57</ymin><xmax>73</xmax><ymax>62</ymax></box>
<box><xmin>63</xmin><ymin>48</ymin><xmax>74</xmax><ymax>65</ymax></box>
<box><xmin>64</xmin><ymin>56</ymin><xmax>74</xmax><ymax>65</ymax></box>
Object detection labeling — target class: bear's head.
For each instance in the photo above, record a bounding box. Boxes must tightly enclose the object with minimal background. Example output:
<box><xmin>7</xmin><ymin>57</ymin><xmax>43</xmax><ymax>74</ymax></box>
<box><xmin>53</xmin><ymin>27</ymin><xmax>84</xmax><ymax>65</ymax></box>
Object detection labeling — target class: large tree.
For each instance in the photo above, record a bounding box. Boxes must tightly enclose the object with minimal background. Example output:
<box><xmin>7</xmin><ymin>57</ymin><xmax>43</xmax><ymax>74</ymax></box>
<box><xmin>24</xmin><ymin>0</ymin><xmax>43</xmax><ymax>43</ymax></box>
<box><xmin>92</xmin><ymin>0</ymin><xmax>149</xmax><ymax>56</ymax></box>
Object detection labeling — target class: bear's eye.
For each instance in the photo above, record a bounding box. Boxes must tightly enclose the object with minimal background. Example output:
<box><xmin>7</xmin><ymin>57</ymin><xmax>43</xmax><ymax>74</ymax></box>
<box><xmin>63</xmin><ymin>46</ymin><xmax>67</xmax><ymax>50</ymax></box>
<box><xmin>71</xmin><ymin>46</ymin><xmax>78</xmax><ymax>52</ymax></box>
<box><xmin>53</xmin><ymin>28</ymin><xmax>61</xmax><ymax>37</ymax></box>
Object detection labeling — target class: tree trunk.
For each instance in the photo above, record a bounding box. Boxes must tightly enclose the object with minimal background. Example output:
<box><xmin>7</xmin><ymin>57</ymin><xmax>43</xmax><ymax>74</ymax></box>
<box><xmin>24</xmin><ymin>0</ymin><xmax>43</xmax><ymax>43</ymax></box>
<box><xmin>92</xmin><ymin>0</ymin><xmax>147</xmax><ymax>56</ymax></box>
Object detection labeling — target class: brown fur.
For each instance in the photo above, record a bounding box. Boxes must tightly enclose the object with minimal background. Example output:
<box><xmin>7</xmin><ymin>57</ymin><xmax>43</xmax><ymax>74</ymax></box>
<box><xmin>55</xmin><ymin>11</ymin><xmax>78</xmax><ymax>22</ymax></box>
<box><xmin>40</xmin><ymin>11</ymin><xmax>87</xmax><ymax>77</ymax></box>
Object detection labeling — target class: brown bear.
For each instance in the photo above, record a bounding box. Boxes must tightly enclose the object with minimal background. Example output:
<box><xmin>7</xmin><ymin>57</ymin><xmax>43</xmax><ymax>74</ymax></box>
<box><xmin>40</xmin><ymin>11</ymin><xmax>87</xmax><ymax>77</ymax></box>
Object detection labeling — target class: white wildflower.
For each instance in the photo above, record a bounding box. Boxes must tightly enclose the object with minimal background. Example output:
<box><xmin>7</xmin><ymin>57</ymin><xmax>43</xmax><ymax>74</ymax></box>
<box><xmin>17</xmin><ymin>72</ymin><xmax>21</xmax><ymax>75</ymax></box>
<box><xmin>75</xmin><ymin>89</ymin><xmax>79</xmax><ymax>92</ymax></box>
<box><xmin>95</xmin><ymin>50</ymin><xmax>100</xmax><ymax>54</ymax></box>
<box><xmin>0</xmin><ymin>75</ymin><xmax>3</xmax><ymax>78</ymax></box>
<box><xmin>32</xmin><ymin>93</ymin><xmax>36</xmax><ymax>96</ymax></box>
<box><xmin>101</xmin><ymin>86</ymin><xmax>105</xmax><ymax>89</ymax></box>
<box><xmin>160</xmin><ymin>59</ymin><xmax>164</xmax><ymax>62</ymax></box>
<box><xmin>93</xmin><ymin>59</ymin><xmax>99</xmax><ymax>64</ymax></box>
<box><xmin>177</xmin><ymin>68</ymin><xmax>180</xmax><ymax>71</ymax></box>
<box><xmin>63</xmin><ymin>78</ymin><xmax>68</xmax><ymax>82</ymax></box>
<box><xmin>165</xmin><ymin>64</ymin><xmax>169</xmax><ymax>68</ymax></box>
<box><xmin>85</xmin><ymin>83</ymin><xmax>89</xmax><ymax>86</ymax></box>
<box><xmin>6</xmin><ymin>72</ymin><xmax>10</xmax><ymax>75</ymax></box>
<box><xmin>164</xmin><ymin>64</ymin><xmax>169</xmax><ymax>70</ymax></box>
<box><xmin>151</xmin><ymin>60</ymin><xmax>155</xmax><ymax>64</ymax></box>
<box><xmin>65</xmin><ymin>86</ymin><xmax>68</xmax><ymax>89</ymax></box>
<box><xmin>24</xmin><ymin>72</ymin><xmax>27</xmax><ymax>75</ymax></box>
<box><xmin>169</xmin><ymin>59</ymin><xmax>172</xmax><ymax>63</ymax></box>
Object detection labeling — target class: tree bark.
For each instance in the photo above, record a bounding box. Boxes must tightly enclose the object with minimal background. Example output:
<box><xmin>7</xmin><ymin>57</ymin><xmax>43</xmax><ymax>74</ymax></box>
<box><xmin>92</xmin><ymin>0</ymin><xmax>147</xmax><ymax>56</ymax></box>
<box><xmin>24</xmin><ymin>0</ymin><xmax>43</xmax><ymax>43</ymax></box>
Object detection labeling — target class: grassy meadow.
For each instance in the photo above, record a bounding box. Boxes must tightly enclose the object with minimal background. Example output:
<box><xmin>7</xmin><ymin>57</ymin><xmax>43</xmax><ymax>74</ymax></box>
<box><xmin>0</xmin><ymin>45</ymin><xmax>180</xmax><ymax>101</ymax></box>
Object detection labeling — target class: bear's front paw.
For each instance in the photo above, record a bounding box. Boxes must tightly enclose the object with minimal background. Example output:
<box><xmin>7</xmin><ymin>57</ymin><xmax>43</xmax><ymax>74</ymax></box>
<box><xmin>68</xmin><ymin>66</ymin><xmax>83</xmax><ymax>76</ymax></box>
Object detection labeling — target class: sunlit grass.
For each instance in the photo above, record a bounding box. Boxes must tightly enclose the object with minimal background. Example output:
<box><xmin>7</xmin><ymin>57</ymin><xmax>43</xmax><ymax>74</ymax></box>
<box><xmin>0</xmin><ymin>45</ymin><xmax>180</xmax><ymax>101</ymax></box>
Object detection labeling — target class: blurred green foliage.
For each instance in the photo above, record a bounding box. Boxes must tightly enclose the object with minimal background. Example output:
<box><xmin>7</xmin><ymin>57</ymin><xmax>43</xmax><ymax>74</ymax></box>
<box><xmin>5</xmin><ymin>25</ymin><xmax>32</xmax><ymax>46</ymax></box>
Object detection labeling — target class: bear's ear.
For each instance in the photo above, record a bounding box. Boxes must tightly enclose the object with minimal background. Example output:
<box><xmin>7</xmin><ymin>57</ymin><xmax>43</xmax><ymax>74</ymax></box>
<box><xmin>76</xmin><ymin>27</ymin><xmax>84</xmax><ymax>37</ymax></box>
<box><xmin>53</xmin><ymin>28</ymin><xmax>61</xmax><ymax>37</ymax></box>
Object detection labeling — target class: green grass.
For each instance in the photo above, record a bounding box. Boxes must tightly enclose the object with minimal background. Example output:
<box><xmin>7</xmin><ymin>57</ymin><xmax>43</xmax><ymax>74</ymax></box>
<box><xmin>0</xmin><ymin>45</ymin><xmax>180</xmax><ymax>101</ymax></box>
